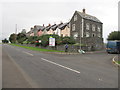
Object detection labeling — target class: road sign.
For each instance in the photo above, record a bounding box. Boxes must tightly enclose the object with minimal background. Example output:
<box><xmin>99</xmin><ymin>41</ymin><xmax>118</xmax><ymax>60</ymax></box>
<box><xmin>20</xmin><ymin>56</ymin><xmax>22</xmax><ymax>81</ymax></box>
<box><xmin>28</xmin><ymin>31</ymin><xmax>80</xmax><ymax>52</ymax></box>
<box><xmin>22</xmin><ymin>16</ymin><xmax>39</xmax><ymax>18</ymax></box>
<box><xmin>39</xmin><ymin>40</ymin><xmax>41</xmax><ymax>43</ymax></box>
<box><xmin>49</xmin><ymin>37</ymin><xmax>55</xmax><ymax>46</ymax></box>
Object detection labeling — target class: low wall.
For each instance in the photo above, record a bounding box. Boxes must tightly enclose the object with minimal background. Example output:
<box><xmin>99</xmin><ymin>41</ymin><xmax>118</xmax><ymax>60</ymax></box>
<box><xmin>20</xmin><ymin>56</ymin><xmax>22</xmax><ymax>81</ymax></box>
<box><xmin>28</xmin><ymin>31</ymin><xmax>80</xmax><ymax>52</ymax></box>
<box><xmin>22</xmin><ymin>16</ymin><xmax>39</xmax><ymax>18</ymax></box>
<box><xmin>20</xmin><ymin>44</ymin><xmax>90</xmax><ymax>52</ymax></box>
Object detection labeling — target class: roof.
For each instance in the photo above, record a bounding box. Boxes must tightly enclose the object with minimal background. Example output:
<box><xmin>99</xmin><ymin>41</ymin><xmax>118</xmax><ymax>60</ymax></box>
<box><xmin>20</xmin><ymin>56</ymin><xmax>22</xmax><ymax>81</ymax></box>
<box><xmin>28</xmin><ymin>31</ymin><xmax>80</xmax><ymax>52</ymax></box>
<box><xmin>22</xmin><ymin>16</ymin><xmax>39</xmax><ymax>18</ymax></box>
<box><xmin>76</xmin><ymin>11</ymin><xmax>102</xmax><ymax>23</ymax></box>
<box><xmin>33</xmin><ymin>25</ymin><xmax>45</xmax><ymax>32</ymax></box>
<box><xmin>45</xmin><ymin>25</ymin><xmax>51</xmax><ymax>31</ymax></box>
<box><xmin>58</xmin><ymin>22</ymin><xmax>69</xmax><ymax>30</ymax></box>
<box><xmin>51</xmin><ymin>24</ymin><xmax>58</xmax><ymax>30</ymax></box>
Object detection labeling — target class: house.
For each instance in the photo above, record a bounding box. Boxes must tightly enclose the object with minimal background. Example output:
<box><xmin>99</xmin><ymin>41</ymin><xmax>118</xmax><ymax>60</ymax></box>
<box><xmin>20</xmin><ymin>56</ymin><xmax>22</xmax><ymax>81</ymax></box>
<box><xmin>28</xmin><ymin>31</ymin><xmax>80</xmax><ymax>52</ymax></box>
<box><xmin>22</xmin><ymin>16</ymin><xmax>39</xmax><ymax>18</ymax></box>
<box><xmin>70</xmin><ymin>9</ymin><xmax>103</xmax><ymax>50</ymax></box>
<box><xmin>51</xmin><ymin>24</ymin><xmax>58</xmax><ymax>34</ymax></box>
<box><xmin>59</xmin><ymin>22</ymin><xmax>70</xmax><ymax>37</ymax></box>
<box><xmin>47</xmin><ymin>24</ymin><xmax>56</xmax><ymax>35</ymax></box>
<box><xmin>32</xmin><ymin>25</ymin><xmax>44</xmax><ymax>36</ymax></box>
<box><xmin>21</xmin><ymin>29</ymin><xmax>26</xmax><ymax>34</ymax></box>
<box><xmin>53</xmin><ymin>23</ymin><xmax>63</xmax><ymax>36</ymax></box>
<box><xmin>46</xmin><ymin>24</ymin><xmax>52</xmax><ymax>35</ymax></box>
<box><xmin>37</xmin><ymin>25</ymin><xmax>45</xmax><ymax>36</ymax></box>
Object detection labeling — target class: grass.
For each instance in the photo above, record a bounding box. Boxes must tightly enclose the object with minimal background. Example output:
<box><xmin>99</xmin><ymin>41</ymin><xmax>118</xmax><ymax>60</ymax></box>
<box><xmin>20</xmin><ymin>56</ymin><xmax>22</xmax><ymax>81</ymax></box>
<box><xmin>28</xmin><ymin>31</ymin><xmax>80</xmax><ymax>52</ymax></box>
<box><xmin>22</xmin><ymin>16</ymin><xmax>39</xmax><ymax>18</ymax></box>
<box><xmin>10</xmin><ymin>43</ymin><xmax>64</xmax><ymax>53</ymax></box>
<box><xmin>116</xmin><ymin>61</ymin><xmax>120</xmax><ymax>64</ymax></box>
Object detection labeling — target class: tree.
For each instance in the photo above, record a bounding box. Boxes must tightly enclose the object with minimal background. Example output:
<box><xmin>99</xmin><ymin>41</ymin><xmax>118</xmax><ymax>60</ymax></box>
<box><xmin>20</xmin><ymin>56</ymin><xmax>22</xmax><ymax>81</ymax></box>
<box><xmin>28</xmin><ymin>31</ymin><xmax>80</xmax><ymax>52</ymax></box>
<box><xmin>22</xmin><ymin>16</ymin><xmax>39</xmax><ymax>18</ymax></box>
<box><xmin>27</xmin><ymin>36</ymin><xmax>38</xmax><ymax>44</ymax></box>
<box><xmin>16</xmin><ymin>33</ymin><xmax>27</xmax><ymax>44</ymax></box>
<box><xmin>107</xmin><ymin>31</ymin><xmax>120</xmax><ymax>40</ymax></box>
<box><xmin>62</xmin><ymin>36</ymin><xmax>75</xmax><ymax>44</ymax></box>
<box><xmin>9</xmin><ymin>33</ymin><xmax>17</xmax><ymax>43</ymax></box>
<box><xmin>2</xmin><ymin>38</ymin><xmax>9</xmax><ymax>43</ymax></box>
<box><xmin>21</xmin><ymin>29</ymin><xmax>26</xmax><ymax>34</ymax></box>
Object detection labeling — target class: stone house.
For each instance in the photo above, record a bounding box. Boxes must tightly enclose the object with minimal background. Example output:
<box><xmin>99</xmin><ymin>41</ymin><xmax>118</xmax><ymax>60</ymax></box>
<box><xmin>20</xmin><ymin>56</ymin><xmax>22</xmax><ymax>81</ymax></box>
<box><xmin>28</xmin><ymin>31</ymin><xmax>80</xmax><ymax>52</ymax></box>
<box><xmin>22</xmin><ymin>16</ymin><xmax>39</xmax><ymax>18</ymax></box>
<box><xmin>70</xmin><ymin>9</ymin><xmax>103</xmax><ymax>51</ymax></box>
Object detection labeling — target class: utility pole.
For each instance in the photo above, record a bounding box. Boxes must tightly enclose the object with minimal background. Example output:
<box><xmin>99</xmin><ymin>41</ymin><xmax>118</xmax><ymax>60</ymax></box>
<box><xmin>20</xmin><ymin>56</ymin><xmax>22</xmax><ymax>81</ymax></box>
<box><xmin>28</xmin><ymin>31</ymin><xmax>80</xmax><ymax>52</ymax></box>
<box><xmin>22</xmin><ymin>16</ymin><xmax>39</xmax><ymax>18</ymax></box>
<box><xmin>15</xmin><ymin>24</ymin><xmax>17</xmax><ymax>43</ymax></box>
<box><xmin>15</xmin><ymin>24</ymin><xmax>17</xmax><ymax>34</ymax></box>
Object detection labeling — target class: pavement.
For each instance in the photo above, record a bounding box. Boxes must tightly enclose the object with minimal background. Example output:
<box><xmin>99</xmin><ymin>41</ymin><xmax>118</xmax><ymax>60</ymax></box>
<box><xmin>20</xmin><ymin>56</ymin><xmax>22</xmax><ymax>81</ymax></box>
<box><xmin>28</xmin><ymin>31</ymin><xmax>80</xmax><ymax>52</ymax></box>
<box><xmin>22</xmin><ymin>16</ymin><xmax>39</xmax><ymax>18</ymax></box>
<box><xmin>2</xmin><ymin>44</ymin><xmax>118</xmax><ymax>88</ymax></box>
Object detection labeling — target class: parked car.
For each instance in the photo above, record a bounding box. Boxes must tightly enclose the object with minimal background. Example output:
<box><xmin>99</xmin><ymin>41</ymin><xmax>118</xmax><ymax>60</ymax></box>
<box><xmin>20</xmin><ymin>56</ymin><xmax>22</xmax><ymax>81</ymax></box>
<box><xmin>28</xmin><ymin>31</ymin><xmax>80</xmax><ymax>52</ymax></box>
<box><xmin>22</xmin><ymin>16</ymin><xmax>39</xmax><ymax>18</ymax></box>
<box><xmin>106</xmin><ymin>40</ymin><xmax>120</xmax><ymax>53</ymax></box>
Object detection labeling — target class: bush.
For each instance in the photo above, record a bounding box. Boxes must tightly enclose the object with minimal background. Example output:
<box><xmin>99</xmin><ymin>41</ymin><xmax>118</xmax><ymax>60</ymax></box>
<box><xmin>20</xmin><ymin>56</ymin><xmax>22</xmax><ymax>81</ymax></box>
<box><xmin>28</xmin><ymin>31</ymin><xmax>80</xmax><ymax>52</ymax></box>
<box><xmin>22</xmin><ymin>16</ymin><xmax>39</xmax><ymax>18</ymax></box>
<box><xmin>107</xmin><ymin>31</ymin><xmax>120</xmax><ymax>40</ymax></box>
<box><xmin>27</xmin><ymin>34</ymin><xmax>76</xmax><ymax>47</ymax></box>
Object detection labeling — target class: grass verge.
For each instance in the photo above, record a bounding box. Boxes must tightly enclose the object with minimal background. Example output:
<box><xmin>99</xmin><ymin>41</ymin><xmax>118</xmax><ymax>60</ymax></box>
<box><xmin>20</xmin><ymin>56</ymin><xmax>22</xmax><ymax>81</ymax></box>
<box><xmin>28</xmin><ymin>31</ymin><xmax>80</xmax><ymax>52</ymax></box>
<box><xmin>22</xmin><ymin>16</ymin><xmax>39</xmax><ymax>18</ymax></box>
<box><xmin>116</xmin><ymin>61</ymin><xmax>120</xmax><ymax>64</ymax></box>
<box><xmin>10</xmin><ymin>43</ymin><xmax>64</xmax><ymax>53</ymax></box>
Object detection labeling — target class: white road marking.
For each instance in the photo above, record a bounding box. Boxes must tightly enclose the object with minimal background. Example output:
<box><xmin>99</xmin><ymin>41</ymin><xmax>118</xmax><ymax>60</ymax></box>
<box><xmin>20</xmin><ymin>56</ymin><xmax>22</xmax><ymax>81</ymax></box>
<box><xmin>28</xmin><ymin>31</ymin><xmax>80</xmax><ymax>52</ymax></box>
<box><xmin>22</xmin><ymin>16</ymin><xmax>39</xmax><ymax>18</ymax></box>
<box><xmin>23</xmin><ymin>51</ymin><xmax>33</xmax><ymax>56</ymax></box>
<box><xmin>41</xmin><ymin>58</ymin><xmax>80</xmax><ymax>74</ymax></box>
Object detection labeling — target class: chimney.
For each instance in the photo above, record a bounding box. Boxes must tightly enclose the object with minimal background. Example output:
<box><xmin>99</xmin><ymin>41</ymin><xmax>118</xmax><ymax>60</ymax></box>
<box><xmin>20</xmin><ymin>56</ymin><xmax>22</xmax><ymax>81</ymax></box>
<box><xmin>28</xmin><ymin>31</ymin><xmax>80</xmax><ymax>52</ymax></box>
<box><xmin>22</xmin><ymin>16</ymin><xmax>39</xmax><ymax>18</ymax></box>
<box><xmin>83</xmin><ymin>8</ymin><xmax>86</xmax><ymax>13</ymax></box>
<box><xmin>48</xmin><ymin>23</ymin><xmax>51</xmax><ymax>26</ymax></box>
<box><xmin>34</xmin><ymin>25</ymin><xmax>36</xmax><ymax>28</ymax></box>
<box><xmin>60</xmin><ymin>21</ymin><xmax>63</xmax><ymax>24</ymax></box>
<box><xmin>43</xmin><ymin>24</ymin><xmax>44</xmax><ymax>27</ymax></box>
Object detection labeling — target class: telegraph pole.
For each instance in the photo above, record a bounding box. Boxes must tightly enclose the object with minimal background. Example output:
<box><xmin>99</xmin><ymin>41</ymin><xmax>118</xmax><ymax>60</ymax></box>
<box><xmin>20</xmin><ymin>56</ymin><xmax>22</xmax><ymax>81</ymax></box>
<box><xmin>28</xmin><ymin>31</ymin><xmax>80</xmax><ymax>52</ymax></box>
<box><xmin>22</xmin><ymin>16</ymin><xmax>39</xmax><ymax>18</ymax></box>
<box><xmin>15</xmin><ymin>24</ymin><xmax>17</xmax><ymax>43</ymax></box>
<box><xmin>15</xmin><ymin>24</ymin><xmax>17</xmax><ymax>34</ymax></box>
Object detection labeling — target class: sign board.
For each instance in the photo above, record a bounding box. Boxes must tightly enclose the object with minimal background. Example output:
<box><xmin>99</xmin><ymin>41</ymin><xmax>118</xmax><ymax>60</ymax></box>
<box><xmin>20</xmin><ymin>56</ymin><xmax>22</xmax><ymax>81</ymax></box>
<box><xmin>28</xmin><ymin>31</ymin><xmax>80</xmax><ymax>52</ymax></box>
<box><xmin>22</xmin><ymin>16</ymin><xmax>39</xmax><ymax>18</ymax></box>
<box><xmin>49</xmin><ymin>37</ymin><xmax>55</xmax><ymax>46</ymax></box>
<box><xmin>39</xmin><ymin>40</ymin><xmax>41</xmax><ymax>43</ymax></box>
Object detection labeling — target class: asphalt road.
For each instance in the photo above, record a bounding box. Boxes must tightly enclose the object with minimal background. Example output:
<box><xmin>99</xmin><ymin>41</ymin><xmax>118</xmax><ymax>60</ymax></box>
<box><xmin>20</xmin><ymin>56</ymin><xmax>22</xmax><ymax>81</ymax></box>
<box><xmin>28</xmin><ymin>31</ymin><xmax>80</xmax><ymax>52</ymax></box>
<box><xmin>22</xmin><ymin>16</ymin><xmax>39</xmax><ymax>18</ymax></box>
<box><xmin>2</xmin><ymin>44</ymin><xmax>118</xmax><ymax>88</ymax></box>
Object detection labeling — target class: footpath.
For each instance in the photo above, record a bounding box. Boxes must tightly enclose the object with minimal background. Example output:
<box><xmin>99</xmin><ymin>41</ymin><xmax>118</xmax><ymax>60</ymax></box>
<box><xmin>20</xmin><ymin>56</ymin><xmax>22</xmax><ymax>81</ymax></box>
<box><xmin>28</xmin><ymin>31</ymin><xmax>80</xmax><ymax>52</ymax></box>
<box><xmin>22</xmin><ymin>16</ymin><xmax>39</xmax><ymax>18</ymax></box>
<box><xmin>2</xmin><ymin>49</ymin><xmax>32</xmax><ymax>88</ymax></box>
<box><xmin>43</xmin><ymin>50</ymin><xmax>106</xmax><ymax>55</ymax></box>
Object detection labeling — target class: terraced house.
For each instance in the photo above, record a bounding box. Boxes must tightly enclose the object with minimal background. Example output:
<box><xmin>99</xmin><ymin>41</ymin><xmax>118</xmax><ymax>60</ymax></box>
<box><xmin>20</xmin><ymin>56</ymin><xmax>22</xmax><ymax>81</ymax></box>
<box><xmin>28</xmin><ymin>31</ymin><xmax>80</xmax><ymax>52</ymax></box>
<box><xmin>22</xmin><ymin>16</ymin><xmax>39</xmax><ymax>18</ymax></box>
<box><xmin>70</xmin><ymin>9</ymin><xmax>103</xmax><ymax>51</ymax></box>
<box><xmin>26</xmin><ymin>9</ymin><xmax>103</xmax><ymax>51</ymax></box>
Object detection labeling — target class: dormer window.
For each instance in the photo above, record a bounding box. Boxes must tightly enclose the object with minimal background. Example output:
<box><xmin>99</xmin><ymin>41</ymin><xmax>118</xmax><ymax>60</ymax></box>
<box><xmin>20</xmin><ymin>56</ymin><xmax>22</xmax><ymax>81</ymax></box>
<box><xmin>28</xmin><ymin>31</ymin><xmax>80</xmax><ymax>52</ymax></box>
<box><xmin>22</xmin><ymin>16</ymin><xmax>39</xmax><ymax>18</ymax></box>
<box><xmin>74</xmin><ymin>15</ymin><xmax>77</xmax><ymax>21</ymax></box>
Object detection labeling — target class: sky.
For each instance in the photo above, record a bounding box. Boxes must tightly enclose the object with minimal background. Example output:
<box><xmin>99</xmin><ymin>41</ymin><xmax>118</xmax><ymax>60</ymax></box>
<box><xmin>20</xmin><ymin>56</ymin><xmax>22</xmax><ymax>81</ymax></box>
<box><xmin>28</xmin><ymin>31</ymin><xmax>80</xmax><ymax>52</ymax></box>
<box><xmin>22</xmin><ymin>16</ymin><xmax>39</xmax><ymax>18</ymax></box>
<box><xmin>0</xmin><ymin>0</ymin><xmax>119</xmax><ymax>43</ymax></box>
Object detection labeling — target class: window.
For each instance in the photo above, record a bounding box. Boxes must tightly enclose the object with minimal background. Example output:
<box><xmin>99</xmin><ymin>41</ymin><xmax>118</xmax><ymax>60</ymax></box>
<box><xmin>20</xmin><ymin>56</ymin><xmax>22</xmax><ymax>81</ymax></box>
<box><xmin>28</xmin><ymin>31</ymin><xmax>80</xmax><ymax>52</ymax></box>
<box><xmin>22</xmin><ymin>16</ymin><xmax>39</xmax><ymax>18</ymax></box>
<box><xmin>98</xmin><ymin>33</ymin><xmax>101</xmax><ymax>37</ymax></box>
<box><xmin>86</xmin><ymin>23</ymin><xmax>90</xmax><ymax>30</ymax></box>
<box><xmin>74</xmin><ymin>15</ymin><xmax>77</xmax><ymax>21</ymax></box>
<box><xmin>73</xmin><ymin>32</ymin><xmax>78</xmax><ymax>39</ymax></box>
<box><xmin>92</xmin><ymin>33</ymin><xmax>96</xmax><ymax>37</ymax></box>
<box><xmin>97</xmin><ymin>26</ymin><xmax>101</xmax><ymax>32</ymax></box>
<box><xmin>72</xmin><ymin>24</ymin><xmax>75</xmax><ymax>31</ymax></box>
<box><xmin>92</xmin><ymin>24</ymin><xmax>96</xmax><ymax>31</ymax></box>
<box><xmin>86</xmin><ymin>32</ymin><xmax>90</xmax><ymax>37</ymax></box>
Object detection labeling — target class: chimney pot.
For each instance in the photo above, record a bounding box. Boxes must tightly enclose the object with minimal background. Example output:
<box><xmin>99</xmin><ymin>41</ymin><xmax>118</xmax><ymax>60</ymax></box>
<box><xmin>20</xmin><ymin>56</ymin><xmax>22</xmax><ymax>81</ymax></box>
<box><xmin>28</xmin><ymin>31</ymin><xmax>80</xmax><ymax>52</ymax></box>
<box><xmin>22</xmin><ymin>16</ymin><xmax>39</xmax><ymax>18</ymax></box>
<box><xmin>43</xmin><ymin>24</ymin><xmax>44</xmax><ymax>27</ymax></box>
<box><xmin>83</xmin><ymin>8</ymin><xmax>86</xmax><ymax>13</ymax></box>
<box><xmin>48</xmin><ymin>23</ymin><xmax>51</xmax><ymax>26</ymax></box>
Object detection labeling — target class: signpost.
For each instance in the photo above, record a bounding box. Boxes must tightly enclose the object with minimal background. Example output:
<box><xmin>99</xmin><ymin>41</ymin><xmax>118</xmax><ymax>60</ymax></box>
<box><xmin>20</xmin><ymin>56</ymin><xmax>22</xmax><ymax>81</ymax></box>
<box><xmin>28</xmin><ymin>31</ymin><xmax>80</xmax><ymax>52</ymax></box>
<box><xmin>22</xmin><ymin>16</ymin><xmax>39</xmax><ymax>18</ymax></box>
<box><xmin>39</xmin><ymin>40</ymin><xmax>41</xmax><ymax>43</ymax></box>
<box><xmin>49</xmin><ymin>37</ymin><xmax>55</xmax><ymax>46</ymax></box>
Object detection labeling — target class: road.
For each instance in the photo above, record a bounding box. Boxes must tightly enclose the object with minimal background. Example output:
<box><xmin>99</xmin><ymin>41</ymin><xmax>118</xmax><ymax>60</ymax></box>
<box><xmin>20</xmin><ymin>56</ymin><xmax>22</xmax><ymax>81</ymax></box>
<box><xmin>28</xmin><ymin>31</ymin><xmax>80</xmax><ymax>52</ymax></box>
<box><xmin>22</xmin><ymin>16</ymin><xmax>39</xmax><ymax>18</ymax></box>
<box><xmin>2</xmin><ymin>44</ymin><xmax>118</xmax><ymax>88</ymax></box>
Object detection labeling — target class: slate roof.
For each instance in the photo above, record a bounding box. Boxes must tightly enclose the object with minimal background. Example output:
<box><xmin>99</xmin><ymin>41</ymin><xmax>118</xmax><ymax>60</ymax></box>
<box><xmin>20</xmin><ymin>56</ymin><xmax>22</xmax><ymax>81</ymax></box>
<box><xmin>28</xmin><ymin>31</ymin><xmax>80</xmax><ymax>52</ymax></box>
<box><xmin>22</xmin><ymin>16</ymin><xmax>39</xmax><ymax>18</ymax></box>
<box><xmin>58</xmin><ymin>22</ymin><xmax>69</xmax><ymax>30</ymax></box>
<box><xmin>76</xmin><ymin>11</ymin><xmax>102</xmax><ymax>23</ymax></box>
<box><xmin>33</xmin><ymin>25</ymin><xmax>45</xmax><ymax>32</ymax></box>
<box><xmin>45</xmin><ymin>25</ymin><xmax>51</xmax><ymax>31</ymax></box>
<box><xmin>50</xmin><ymin>24</ymin><xmax>57</xmax><ymax>30</ymax></box>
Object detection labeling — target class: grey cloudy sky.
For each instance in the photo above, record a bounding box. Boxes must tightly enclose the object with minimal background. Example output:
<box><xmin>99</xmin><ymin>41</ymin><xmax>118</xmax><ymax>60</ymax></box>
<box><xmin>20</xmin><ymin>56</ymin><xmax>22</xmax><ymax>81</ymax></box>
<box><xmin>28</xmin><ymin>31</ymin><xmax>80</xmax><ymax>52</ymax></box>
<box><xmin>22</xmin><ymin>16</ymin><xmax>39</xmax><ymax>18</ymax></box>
<box><xmin>0</xmin><ymin>0</ymin><xmax>119</xmax><ymax>42</ymax></box>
